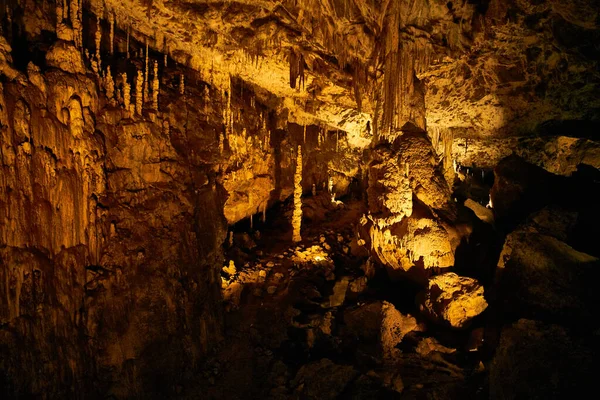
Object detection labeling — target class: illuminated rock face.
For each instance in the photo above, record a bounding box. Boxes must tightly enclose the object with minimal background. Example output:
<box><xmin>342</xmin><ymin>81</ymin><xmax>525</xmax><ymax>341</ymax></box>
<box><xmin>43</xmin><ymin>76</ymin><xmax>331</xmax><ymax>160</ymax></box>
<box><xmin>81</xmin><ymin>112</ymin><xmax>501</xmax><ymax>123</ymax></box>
<box><xmin>365</xmin><ymin>128</ymin><xmax>458</xmax><ymax>283</ymax></box>
<box><xmin>417</xmin><ymin>272</ymin><xmax>488</xmax><ymax>329</ymax></box>
<box><xmin>0</xmin><ymin>41</ymin><xmax>227</xmax><ymax>397</ymax></box>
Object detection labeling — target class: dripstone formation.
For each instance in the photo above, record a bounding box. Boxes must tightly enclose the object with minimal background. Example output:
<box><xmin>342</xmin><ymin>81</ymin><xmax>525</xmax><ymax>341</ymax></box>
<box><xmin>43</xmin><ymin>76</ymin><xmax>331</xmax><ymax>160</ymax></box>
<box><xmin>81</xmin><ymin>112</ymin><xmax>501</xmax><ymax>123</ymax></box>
<box><xmin>1</xmin><ymin>1</ymin><xmax>599</xmax><ymax>399</ymax></box>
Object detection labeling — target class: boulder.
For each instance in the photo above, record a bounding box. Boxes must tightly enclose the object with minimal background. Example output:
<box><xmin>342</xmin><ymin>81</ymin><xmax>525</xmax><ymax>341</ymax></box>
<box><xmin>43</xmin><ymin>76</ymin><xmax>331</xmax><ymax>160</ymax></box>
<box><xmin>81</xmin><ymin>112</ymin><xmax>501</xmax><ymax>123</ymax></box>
<box><xmin>496</xmin><ymin>229</ymin><xmax>600</xmax><ymax>326</ymax></box>
<box><xmin>344</xmin><ymin>301</ymin><xmax>419</xmax><ymax>359</ymax></box>
<box><xmin>490</xmin><ymin>154</ymin><xmax>572</xmax><ymax>230</ymax></box>
<box><xmin>490</xmin><ymin>319</ymin><xmax>595</xmax><ymax>400</ymax></box>
<box><xmin>417</xmin><ymin>272</ymin><xmax>488</xmax><ymax>329</ymax></box>
<box><xmin>367</xmin><ymin>216</ymin><xmax>456</xmax><ymax>284</ymax></box>
<box><xmin>464</xmin><ymin>198</ymin><xmax>494</xmax><ymax>225</ymax></box>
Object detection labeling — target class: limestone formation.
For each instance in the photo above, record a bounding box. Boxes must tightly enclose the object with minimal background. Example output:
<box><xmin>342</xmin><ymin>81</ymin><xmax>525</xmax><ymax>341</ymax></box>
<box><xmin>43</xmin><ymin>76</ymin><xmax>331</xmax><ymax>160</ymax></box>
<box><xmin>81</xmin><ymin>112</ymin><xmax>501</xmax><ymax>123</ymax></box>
<box><xmin>105</xmin><ymin>66</ymin><xmax>115</xmax><ymax>105</ymax></box>
<box><xmin>144</xmin><ymin>43</ymin><xmax>149</xmax><ymax>101</ymax></box>
<box><xmin>94</xmin><ymin>19</ymin><xmax>102</xmax><ymax>73</ymax></box>
<box><xmin>122</xmin><ymin>72</ymin><xmax>130</xmax><ymax>111</ymax></box>
<box><xmin>152</xmin><ymin>61</ymin><xmax>159</xmax><ymax>110</ymax></box>
<box><xmin>292</xmin><ymin>145</ymin><xmax>302</xmax><ymax>242</ymax></box>
<box><xmin>2</xmin><ymin>1</ymin><xmax>600</xmax><ymax>398</ymax></box>
<box><xmin>136</xmin><ymin>69</ymin><xmax>143</xmax><ymax>115</ymax></box>
<box><xmin>70</xmin><ymin>0</ymin><xmax>82</xmax><ymax>48</ymax></box>
<box><xmin>109</xmin><ymin>12</ymin><xmax>115</xmax><ymax>54</ymax></box>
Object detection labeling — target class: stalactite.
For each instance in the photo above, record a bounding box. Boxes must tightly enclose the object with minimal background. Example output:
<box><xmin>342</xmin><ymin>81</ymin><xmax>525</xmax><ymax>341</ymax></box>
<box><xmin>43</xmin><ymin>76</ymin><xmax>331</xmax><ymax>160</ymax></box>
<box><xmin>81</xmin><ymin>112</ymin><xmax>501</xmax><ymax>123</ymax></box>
<box><xmin>126</xmin><ymin>26</ymin><xmax>130</xmax><ymax>58</ymax></box>
<box><xmin>219</xmin><ymin>134</ymin><xmax>224</xmax><ymax>153</ymax></box>
<box><xmin>152</xmin><ymin>60</ymin><xmax>159</xmax><ymax>110</ymax></box>
<box><xmin>179</xmin><ymin>74</ymin><xmax>185</xmax><ymax>95</ymax></box>
<box><xmin>164</xmin><ymin>53</ymin><xmax>167</xmax><ymax>67</ymax></box>
<box><xmin>94</xmin><ymin>20</ymin><xmax>102</xmax><ymax>73</ymax></box>
<box><xmin>136</xmin><ymin>70</ymin><xmax>143</xmax><ymax>115</ymax></box>
<box><xmin>105</xmin><ymin>67</ymin><xmax>115</xmax><ymax>106</ymax></box>
<box><xmin>292</xmin><ymin>145</ymin><xmax>303</xmax><ymax>243</ymax></box>
<box><xmin>289</xmin><ymin>49</ymin><xmax>305</xmax><ymax>90</ymax></box>
<box><xmin>312</xmin><ymin>184</ymin><xmax>316</xmax><ymax>196</ymax></box>
<box><xmin>109</xmin><ymin>12</ymin><xmax>114</xmax><ymax>55</ymax></box>
<box><xmin>122</xmin><ymin>72</ymin><xmax>131</xmax><ymax>111</ymax></box>
<box><xmin>144</xmin><ymin>43</ymin><xmax>149</xmax><ymax>102</ymax></box>
<box><xmin>70</xmin><ymin>0</ymin><xmax>82</xmax><ymax>48</ymax></box>
<box><xmin>62</xmin><ymin>0</ymin><xmax>68</xmax><ymax>20</ymax></box>
<box><xmin>250</xmin><ymin>214</ymin><xmax>253</xmax><ymax>231</ymax></box>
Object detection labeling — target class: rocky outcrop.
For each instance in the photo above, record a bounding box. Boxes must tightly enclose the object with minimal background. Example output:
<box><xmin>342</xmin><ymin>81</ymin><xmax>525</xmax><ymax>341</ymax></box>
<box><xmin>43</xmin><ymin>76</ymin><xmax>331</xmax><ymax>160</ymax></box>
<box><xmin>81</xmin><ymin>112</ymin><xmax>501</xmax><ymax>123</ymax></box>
<box><xmin>450</xmin><ymin>136</ymin><xmax>600</xmax><ymax>177</ymax></box>
<box><xmin>417</xmin><ymin>272</ymin><xmax>488</xmax><ymax>329</ymax></box>
<box><xmin>490</xmin><ymin>319</ymin><xmax>595</xmax><ymax>400</ymax></box>
<box><xmin>496</xmin><ymin>229</ymin><xmax>600</xmax><ymax>326</ymax></box>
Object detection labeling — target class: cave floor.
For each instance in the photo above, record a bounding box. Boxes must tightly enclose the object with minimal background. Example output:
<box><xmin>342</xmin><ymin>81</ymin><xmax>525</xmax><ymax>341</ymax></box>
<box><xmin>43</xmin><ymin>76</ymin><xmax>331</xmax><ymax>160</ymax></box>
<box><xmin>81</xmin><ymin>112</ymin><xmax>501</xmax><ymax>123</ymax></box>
<box><xmin>181</xmin><ymin>196</ymin><xmax>488</xmax><ymax>400</ymax></box>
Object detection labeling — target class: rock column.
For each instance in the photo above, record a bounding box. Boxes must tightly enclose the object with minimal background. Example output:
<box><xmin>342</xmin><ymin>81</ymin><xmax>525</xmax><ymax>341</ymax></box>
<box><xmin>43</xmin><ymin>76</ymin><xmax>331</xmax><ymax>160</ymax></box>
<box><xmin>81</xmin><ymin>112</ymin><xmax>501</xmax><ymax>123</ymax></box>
<box><xmin>292</xmin><ymin>145</ymin><xmax>302</xmax><ymax>242</ymax></box>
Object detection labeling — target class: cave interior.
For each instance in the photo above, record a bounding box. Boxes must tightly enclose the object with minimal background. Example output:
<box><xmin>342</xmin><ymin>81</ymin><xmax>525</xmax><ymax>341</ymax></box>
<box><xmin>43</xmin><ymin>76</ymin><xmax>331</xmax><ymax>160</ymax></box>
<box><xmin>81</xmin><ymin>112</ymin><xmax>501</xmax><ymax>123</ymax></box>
<box><xmin>1</xmin><ymin>0</ymin><xmax>600</xmax><ymax>399</ymax></box>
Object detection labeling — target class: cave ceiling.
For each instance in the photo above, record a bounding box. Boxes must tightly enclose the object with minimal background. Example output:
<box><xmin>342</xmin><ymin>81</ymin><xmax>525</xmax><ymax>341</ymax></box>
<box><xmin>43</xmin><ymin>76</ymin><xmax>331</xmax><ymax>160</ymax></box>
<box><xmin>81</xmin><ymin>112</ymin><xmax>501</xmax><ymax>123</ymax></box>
<box><xmin>19</xmin><ymin>0</ymin><xmax>600</xmax><ymax>144</ymax></box>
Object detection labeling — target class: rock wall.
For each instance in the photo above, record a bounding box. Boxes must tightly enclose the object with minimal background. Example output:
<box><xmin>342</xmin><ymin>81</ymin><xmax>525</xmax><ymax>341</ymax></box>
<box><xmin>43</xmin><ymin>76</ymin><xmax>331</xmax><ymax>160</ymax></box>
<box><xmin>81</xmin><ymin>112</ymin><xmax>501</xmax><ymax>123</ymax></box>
<box><xmin>0</xmin><ymin>33</ymin><xmax>228</xmax><ymax>397</ymax></box>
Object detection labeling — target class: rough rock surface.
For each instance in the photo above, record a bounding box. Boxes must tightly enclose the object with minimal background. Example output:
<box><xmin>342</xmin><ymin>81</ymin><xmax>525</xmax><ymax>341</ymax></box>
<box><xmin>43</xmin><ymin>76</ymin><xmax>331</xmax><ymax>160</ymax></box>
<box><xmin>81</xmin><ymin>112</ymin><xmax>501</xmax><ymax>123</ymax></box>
<box><xmin>451</xmin><ymin>135</ymin><xmax>600</xmax><ymax>176</ymax></box>
<box><xmin>496</xmin><ymin>229</ymin><xmax>600</xmax><ymax>326</ymax></box>
<box><xmin>417</xmin><ymin>272</ymin><xmax>488</xmax><ymax>329</ymax></box>
<box><xmin>490</xmin><ymin>319</ymin><xmax>595</xmax><ymax>400</ymax></box>
<box><xmin>343</xmin><ymin>301</ymin><xmax>419</xmax><ymax>360</ymax></box>
<box><xmin>365</xmin><ymin>128</ymin><xmax>459</xmax><ymax>283</ymax></box>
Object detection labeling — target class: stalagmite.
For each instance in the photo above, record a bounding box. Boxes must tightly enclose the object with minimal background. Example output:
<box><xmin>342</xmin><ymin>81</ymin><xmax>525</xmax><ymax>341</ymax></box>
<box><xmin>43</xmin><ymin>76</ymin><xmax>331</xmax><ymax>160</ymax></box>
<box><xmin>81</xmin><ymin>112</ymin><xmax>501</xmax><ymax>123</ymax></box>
<box><xmin>219</xmin><ymin>134</ymin><xmax>224</xmax><ymax>153</ymax></box>
<box><xmin>312</xmin><ymin>184</ymin><xmax>316</xmax><ymax>196</ymax></box>
<box><xmin>152</xmin><ymin>61</ymin><xmax>159</xmax><ymax>110</ymax></box>
<box><xmin>122</xmin><ymin>72</ymin><xmax>130</xmax><ymax>111</ymax></box>
<box><xmin>292</xmin><ymin>146</ymin><xmax>303</xmax><ymax>242</ymax></box>
<box><xmin>144</xmin><ymin>43</ymin><xmax>149</xmax><ymax>102</ymax></box>
<box><xmin>136</xmin><ymin>70</ymin><xmax>143</xmax><ymax>115</ymax></box>
<box><xmin>105</xmin><ymin>67</ymin><xmax>115</xmax><ymax>106</ymax></box>
<box><xmin>109</xmin><ymin>13</ymin><xmax>114</xmax><ymax>55</ymax></box>
<box><xmin>179</xmin><ymin>74</ymin><xmax>185</xmax><ymax>95</ymax></box>
<box><xmin>95</xmin><ymin>20</ymin><xmax>102</xmax><ymax>73</ymax></box>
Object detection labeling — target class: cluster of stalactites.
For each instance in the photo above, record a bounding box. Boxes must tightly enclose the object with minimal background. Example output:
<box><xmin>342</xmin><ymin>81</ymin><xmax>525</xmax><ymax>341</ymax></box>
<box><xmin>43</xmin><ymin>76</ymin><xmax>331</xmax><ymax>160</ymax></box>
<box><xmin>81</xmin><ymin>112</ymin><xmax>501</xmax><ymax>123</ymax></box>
<box><xmin>376</xmin><ymin>1</ymin><xmax>432</xmax><ymax>141</ymax></box>
<box><xmin>292</xmin><ymin>145</ymin><xmax>303</xmax><ymax>242</ymax></box>
<box><xmin>55</xmin><ymin>0</ymin><xmax>82</xmax><ymax>46</ymax></box>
